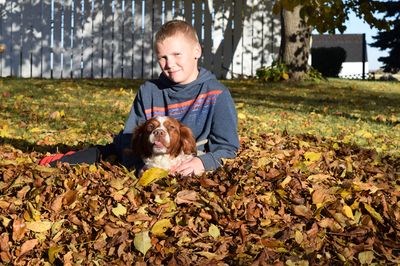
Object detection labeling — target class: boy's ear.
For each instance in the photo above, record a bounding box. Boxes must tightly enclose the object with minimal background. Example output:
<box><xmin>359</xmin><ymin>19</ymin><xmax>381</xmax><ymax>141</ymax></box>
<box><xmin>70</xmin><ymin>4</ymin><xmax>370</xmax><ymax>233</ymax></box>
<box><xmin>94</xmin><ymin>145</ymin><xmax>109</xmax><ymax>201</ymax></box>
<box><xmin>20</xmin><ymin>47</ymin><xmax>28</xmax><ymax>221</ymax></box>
<box><xmin>194</xmin><ymin>43</ymin><xmax>202</xmax><ymax>59</ymax></box>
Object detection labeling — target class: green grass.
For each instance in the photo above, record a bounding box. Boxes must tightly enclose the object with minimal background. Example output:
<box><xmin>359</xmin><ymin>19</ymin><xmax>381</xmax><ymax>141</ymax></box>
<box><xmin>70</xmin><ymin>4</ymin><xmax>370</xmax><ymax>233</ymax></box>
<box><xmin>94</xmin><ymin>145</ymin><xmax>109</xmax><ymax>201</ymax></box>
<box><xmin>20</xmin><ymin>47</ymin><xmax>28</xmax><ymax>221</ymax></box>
<box><xmin>0</xmin><ymin>77</ymin><xmax>399</xmax><ymax>157</ymax></box>
<box><xmin>227</xmin><ymin>79</ymin><xmax>400</xmax><ymax>157</ymax></box>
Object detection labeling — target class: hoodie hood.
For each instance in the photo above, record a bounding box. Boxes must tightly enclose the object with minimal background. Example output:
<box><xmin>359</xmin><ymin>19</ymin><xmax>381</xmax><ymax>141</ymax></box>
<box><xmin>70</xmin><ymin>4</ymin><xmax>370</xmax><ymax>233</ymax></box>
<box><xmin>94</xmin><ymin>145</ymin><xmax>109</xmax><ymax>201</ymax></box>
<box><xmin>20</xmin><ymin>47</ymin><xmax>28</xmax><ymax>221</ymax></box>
<box><xmin>157</xmin><ymin>67</ymin><xmax>216</xmax><ymax>98</ymax></box>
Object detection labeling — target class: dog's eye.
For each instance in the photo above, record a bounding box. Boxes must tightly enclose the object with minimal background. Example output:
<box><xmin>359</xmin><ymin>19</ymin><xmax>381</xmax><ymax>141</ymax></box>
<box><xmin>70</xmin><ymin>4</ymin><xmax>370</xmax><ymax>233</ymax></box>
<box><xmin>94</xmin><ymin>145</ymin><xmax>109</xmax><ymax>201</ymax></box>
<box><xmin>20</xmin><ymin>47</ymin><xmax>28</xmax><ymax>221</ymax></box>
<box><xmin>168</xmin><ymin>125</ymin><xmax>176</xmax><ymax>131</ymax></box>
<box><xmin>146</xmin><ymin>124</ymin><xmax>155</xmax><ymax>132</ymax></box>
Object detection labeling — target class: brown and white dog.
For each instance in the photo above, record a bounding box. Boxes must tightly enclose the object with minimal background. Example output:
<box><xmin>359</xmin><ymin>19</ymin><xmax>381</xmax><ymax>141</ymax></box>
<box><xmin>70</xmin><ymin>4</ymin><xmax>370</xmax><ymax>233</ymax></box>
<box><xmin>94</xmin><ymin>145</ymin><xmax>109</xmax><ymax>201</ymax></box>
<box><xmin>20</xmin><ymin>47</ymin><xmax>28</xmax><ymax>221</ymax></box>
<box><xmin>132</xmin><ymin>116</ymin><xmax>197</xmax><ymax>171</ymax></box>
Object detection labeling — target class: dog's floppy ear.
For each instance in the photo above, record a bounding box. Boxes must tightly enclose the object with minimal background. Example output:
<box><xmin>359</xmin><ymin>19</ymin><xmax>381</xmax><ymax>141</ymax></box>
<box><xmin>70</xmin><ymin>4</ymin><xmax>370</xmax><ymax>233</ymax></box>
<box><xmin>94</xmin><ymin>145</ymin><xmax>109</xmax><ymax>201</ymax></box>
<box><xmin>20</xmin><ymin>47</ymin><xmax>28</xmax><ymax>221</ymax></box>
<box><xmin>131</xmin><ymin>123</ymin><xmax>152</xmax><ymax>158</ymax></box>
<box><xmin>179</xmin><ymin>125</ymin><xmax>197</xmax><ymax>155</ymax></box>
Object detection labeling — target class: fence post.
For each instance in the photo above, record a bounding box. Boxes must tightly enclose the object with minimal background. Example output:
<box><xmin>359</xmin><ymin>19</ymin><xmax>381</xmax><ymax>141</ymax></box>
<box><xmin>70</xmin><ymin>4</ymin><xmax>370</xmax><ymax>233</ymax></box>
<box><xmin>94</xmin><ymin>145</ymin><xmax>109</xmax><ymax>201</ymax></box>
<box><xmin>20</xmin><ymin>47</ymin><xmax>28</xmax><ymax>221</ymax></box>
<box><xmin>362</xmin><ymin>33</ymin><xmax>366</xmax><ymax>80</ymax></box>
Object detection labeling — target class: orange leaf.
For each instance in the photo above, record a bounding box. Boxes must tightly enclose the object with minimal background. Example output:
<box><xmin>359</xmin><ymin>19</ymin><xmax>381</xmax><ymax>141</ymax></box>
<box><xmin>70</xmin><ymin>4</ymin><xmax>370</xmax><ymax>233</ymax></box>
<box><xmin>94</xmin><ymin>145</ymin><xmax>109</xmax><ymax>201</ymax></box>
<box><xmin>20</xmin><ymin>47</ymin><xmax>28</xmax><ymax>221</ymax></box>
<box><xmin>51</xmin><ymin>194</ymin><xmax>64</xmax><ymax>213</ymax></box>
<box><xmin>12</xmin><ymin>219</ymin><xmax>27</xmax><ymax>241</ymax></box>
<box><xmin>19</xmin><ymin>239</ymin><xmax>38</xmax><ymax>257</ymax></box>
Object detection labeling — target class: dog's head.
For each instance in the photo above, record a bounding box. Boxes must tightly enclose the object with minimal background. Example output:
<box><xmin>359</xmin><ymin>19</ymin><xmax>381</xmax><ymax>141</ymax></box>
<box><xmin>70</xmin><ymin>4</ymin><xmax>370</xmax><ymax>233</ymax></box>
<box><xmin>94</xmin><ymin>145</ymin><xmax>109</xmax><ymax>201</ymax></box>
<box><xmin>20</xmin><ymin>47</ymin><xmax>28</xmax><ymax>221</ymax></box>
<box><xmin>132</xmin><ymin>116</ymin><xmax>197</xmax><ymax>158</ymax></box>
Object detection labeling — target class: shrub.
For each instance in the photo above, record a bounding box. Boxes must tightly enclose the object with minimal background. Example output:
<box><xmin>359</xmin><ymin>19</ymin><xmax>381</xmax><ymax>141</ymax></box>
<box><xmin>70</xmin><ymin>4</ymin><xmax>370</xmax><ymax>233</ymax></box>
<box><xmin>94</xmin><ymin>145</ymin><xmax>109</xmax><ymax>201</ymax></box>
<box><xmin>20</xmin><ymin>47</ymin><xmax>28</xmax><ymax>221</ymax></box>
<box><xmin>311</xmin><ymin>47</ymin><xmax>346</xmax><ymax>77</ymax></box>
<box><xmin>256</xmin><ymin>62</ymin><xmax>289</xmax><ymax>82</ymax></box>
<box><xmin>256</xmin><ymin>62</ymin><xmax>324</xmax><ymax>82</ymax></box>
<box><xmin>305</xmin><ymin>66</ymin><xmax>325</xmax><ymax>81</ymax></box>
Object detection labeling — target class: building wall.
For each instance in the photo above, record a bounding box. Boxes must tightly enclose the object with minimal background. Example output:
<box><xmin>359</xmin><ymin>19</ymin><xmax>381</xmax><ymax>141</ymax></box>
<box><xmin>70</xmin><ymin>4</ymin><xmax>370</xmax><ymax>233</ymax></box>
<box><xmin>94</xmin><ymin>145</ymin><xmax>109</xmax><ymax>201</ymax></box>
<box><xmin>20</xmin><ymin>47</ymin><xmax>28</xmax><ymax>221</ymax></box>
<box><xmin>339</xmin><ymin>62</ymin><xmax>369</xmax><ymax>79</ymax></box>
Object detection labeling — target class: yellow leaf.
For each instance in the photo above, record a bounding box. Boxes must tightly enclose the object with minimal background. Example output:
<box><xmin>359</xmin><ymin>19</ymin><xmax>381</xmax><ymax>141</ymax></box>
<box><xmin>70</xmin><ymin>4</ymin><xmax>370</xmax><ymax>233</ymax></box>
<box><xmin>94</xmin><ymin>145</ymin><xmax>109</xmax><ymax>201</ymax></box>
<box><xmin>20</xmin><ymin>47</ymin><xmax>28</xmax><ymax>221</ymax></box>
<box><xmin>51</xmin><ymin>219</ymin><xmax>65</xmax><ymax>236</ymax></box>
<box><xmin>332</xmin><ymin>143</ymin><xmax>340</xmax><ymax>150</ymax></box>
<box><xmin>0</xmin><ymin>159</ymin><xmax>16</xmax><ymax>166</ymax></box>
<box><xmin>137</xmin><ymin>168</ymin><xmax>169</xmax><ymax>186</ymax></box>
<box><xmin>48</xmin><ymin>245</ymin><xmax>63</xmax><ymax>264</ymax></box>
<box><xmin>236</xmin><ymin>102</ymin><xmax>245</xmax><ymax>109</ymax></box>
<box><xmin>358</xmin><ymin>250</ymin><xmax>374</xmax><ymax>264</ymax></box>
<box><xmin>280</xmin><ymin>176</ymin><xmax>292</xmax><ymax>188</ymax></box>
<box><xmin>26</xmin><ymin>220</ymin><xmax>53</xmax><ymax>233</ymax></box>
<box><xmin>134</xmin><ymin>230</ymin><xmax>152</xmax><ymax>255</ymax></box>
<box><xmin>196</xmin><ymin>251</ymin><xmax>219</xmax><ymax>260</ymax></box>
<box><xmin>35</xmin><ymin>164</ymin><xmax>58</xmax><ymax>173</ymax></box>
<box><xmin>282</xmin><ymin>72</ymin><xmax>289</xmax><ymax>80</ymax></box>
<box><xmin>303</xmin><ymin>151</ymin><xmax>322</xmax><ymax>165</ymax></box>
<box><xmin>256</xmin><ymin>156</ymin><xmax>270</xmax><ymax>168</ymax></box>
<box><xmin>29</xmin><ymin>127</ymin><xmax>42</xmax><ymax>133</ymax></box>
<box><xmin>112</xmin><ymin>203</ymin><xmax>127</xmax><ymax>217</ymax></box>
<box><xmin>307</xmin><ymin>174</ymin><xmax>330</xmax><ymax>184</ymax></box>
<box><xmin>342</xmin><ymin>205</ymin><xmax>354</xmax><ymax>220</ymax></box>
<box><xmin>294</xmin><ymin>230</ymin><xmax>303</xmax><ymax>244</ymax></box>
<box><xmin>154</xmin><ymin>193</ymin><xmax>172</xmax><ymax>204</ymax></box>
<box><xmin>27</xmin><ymin>202</ymin><xmax>41</xmax><ymax>221</ymax></box>
<box><xmin>94</xmin><ymin>209</ymin><xmax>107</xmax><ymax>221</ymax></box>
<box><xmin>151</xmin><ymin>219</ymin><xmax>173</xmax><ymax>237</ymax></box>
<box><xmin>355</xmin><ymin>129</ymin><xmax>373</xmax><ymax>139</ymax></box>
<box><xmin>352</xmin><ymin>181</ymin><xmax>380</xmax><ymax>193</ymax></box>
<box><xmin>238</xmin><ymin>112</ymin><xmax>247</xmax><ymax>120</ymax></box>
<box><xmin>363</xmin><ymin>203</ymin><xmax>384</xmax><ymax>224</ymax></box>
<box><xmin>16</xmin><ymin>157</ymin><xmax>33</xmax><ymax>164</ymax></box>
<box><xmin>208</xmin><ymin>223</ymin><xmax>220</xmax><ymax>239</ymax></box>
<box><xmin>110</xmin><ymin>178</ymin><xmax>125</xmax><ymax>190</ymax></box>
<box><xmin>0</xmin><ymin>124</ymin><xmax>11</xmax><ymax>138</ymax></box>
<box><xmin>89</xmin><ymin>164</ymin><xmax>97</xmax><ymax>173</ymax></box>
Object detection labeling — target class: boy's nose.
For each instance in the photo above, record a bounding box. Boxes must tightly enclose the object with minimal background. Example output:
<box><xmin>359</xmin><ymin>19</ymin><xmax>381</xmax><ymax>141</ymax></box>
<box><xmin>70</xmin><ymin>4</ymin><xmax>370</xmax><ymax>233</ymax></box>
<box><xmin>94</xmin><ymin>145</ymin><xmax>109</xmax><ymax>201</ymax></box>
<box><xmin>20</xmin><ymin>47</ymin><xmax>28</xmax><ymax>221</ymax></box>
<box><xmin>165</xmin><ymin>58</ymin><xmax>175</xmax><ymax>68</ymax></box>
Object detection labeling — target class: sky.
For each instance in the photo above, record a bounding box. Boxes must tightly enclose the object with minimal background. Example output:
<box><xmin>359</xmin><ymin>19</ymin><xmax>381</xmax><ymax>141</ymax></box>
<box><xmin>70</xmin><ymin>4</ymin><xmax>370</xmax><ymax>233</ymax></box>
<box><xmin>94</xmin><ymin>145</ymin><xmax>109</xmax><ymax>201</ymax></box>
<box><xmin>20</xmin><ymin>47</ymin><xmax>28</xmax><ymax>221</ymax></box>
<box><xmin>343</xmin><ymin>11</ymin><xmax>389</xmax><ymax>71</ymax></box>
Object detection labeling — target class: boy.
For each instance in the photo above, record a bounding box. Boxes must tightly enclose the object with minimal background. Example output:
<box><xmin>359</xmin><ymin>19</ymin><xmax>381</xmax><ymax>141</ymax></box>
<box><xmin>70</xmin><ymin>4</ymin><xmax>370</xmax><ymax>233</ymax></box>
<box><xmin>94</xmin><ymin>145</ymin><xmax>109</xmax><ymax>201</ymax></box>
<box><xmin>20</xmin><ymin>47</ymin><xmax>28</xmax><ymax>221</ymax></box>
<box><xmin>40</xmin><ymin>20</ymin><xmax>239</xmax><ymax>176</ymax></box>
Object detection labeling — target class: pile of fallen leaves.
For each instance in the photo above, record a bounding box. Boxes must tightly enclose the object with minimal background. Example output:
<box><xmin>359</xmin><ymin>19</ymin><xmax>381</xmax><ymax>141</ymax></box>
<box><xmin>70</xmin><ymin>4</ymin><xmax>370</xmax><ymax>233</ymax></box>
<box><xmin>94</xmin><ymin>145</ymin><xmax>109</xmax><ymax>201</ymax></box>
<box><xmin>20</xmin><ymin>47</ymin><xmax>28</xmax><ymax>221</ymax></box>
<box><xmin>0</xmin><ymin>133</ymin><xmax>399</xmax><ymax>265</ymax></box>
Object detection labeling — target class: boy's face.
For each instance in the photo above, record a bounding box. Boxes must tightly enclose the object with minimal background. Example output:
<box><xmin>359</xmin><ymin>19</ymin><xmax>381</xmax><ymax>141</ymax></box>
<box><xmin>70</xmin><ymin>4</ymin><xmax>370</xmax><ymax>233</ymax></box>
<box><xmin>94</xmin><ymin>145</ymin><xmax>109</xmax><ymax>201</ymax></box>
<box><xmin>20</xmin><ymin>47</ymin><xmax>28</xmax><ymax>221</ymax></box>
<box><xmin>156</xmin><ymin>33</ymin><xmax>201</xmax><ymax>85</ymax></box>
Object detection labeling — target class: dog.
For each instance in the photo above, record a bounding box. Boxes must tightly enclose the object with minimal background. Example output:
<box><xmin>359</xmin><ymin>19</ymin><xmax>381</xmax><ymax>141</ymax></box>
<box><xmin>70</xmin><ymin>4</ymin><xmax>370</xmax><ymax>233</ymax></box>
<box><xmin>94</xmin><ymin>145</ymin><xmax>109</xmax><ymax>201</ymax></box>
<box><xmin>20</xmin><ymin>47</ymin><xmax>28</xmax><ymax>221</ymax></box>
<box><xmin>131</xmin><ymin>116</ymin><xmax>197</xmax><ymax>172</ymax></box>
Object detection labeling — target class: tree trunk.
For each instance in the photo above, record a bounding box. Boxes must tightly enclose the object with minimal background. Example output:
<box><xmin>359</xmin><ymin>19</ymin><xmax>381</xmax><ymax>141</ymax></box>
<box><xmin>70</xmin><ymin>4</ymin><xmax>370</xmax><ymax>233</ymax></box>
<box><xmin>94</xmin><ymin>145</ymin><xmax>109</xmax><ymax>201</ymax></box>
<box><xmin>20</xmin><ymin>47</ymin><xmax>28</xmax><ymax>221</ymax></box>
<box><xmin>279</xmin><ymin>5</ymin><xmax>312</xmax><ymax>80</ymax></box>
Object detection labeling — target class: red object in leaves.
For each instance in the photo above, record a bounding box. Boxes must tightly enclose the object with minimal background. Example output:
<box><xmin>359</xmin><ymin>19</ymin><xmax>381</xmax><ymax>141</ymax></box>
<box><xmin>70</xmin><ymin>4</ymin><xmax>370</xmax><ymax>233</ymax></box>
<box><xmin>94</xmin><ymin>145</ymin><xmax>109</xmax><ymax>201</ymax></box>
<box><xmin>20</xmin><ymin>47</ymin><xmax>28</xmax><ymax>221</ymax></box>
<box><xmin>38</xmin><ymin>151</ymin><xmax>76</xmax><ymax>166</ymax></box>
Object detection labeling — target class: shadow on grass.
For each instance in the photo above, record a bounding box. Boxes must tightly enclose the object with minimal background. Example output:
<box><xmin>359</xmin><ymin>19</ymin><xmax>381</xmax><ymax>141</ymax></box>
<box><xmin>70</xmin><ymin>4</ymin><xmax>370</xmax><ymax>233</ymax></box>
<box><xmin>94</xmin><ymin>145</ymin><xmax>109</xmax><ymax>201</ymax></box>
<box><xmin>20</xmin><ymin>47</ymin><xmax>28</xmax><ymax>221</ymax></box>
<box><xmin>0</xmin><ymin>77</ymin><xmax>143</xmax><ymax>92</ymax></box>
<box><xmin>228</xmin><ymin>81</ymin><xmax>400</xmax><ymax>125</ymax></box>
<box><xmin>0</xmin><ymin>136</ymin><xmax>89</xmax><ymax>154</ymax></box>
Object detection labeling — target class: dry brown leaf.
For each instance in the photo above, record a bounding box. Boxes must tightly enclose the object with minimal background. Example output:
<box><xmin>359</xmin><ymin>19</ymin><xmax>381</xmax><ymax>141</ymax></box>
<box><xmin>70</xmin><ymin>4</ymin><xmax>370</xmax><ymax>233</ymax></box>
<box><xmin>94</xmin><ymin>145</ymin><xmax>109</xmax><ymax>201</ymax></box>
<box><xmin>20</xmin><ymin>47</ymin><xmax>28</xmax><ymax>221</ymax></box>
<box><xmin>18</xmin><ymin>239</ymin><xmax>38</xmax><ymax>257</ymax></box>
<box><xmin>50</xmin><ymin>194</ymin><xmax>64</xmax><ymax>213</ymax></box>
<box><xmin>0</xmin><ymin>132</ymin><xmax>398</xmax><ymax>265</ymax></box>
<box><xmin>62</xmin><ymin>190</ymin><xmax>78</xmax><ymax>206</ymax></box>
<box><xmin>175</xmin><ymin>190</ymin><xmax>199</xmax><ymax>205</ymax></box>
<box><xmin>12</xmin><ymin>218</ymin><xmax>27</xmax><ymax>241</ymax></box>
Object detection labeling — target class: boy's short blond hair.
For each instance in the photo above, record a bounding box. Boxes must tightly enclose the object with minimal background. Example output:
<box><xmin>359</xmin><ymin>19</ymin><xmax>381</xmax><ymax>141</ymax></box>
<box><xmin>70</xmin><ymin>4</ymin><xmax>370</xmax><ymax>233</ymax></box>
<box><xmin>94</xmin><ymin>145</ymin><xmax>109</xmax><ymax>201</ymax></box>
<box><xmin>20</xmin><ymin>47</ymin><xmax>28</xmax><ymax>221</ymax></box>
<box><xmin>155</xmin><ymin>20</ymin><xmax>199</xmax><ymax>45</ymax></box>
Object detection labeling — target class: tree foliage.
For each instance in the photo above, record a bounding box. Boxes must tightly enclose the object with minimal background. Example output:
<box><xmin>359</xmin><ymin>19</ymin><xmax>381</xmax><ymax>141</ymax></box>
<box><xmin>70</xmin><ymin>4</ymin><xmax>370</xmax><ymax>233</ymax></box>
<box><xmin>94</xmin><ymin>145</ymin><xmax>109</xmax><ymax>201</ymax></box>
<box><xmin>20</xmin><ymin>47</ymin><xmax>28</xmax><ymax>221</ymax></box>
<box><xmin>371</xmin><ymin>1</ymin><xmax>400</xmax><ymax>73</ymax></box>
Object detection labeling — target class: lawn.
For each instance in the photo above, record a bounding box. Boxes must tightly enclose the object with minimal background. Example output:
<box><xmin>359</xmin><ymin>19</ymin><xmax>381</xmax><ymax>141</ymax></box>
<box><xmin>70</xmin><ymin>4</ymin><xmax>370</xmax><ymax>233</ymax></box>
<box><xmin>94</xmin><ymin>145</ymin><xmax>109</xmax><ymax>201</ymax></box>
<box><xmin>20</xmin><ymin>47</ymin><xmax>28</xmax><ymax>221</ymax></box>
<box><xmin>0</xmin><ymin>78</ymin><xmax>399</xmax><ymax>265</ymax></box>
<box><xmin>0</xmin><ymin>78</ymin><xmax>399</xmax><ymax>156</ymax></box>
<box><xmin>228</xmin><ymin>79</ymin><xmax>400</xmax><ymax>157</ymax></box>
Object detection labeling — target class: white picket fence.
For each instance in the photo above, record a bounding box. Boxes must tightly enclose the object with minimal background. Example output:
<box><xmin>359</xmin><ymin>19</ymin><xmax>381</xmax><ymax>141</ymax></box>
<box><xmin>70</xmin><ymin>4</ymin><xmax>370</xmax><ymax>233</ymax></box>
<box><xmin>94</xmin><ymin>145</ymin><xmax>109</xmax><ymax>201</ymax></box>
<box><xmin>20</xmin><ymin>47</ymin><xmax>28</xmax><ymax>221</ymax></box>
<box><xmin>0</xmin><ymin>0</ymin><xmax>280</xmax><ymax>79</ymax></box>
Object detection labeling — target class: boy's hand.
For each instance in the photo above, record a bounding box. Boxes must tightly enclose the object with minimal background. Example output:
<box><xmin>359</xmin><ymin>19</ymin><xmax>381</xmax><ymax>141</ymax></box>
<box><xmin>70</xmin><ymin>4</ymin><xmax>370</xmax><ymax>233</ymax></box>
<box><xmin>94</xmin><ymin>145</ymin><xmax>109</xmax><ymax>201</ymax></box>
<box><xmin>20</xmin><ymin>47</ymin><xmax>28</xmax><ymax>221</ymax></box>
<box><xmin>171</xmin><ymin>157</ymin><xmax>205</xmax><ymax>176</ymax></box>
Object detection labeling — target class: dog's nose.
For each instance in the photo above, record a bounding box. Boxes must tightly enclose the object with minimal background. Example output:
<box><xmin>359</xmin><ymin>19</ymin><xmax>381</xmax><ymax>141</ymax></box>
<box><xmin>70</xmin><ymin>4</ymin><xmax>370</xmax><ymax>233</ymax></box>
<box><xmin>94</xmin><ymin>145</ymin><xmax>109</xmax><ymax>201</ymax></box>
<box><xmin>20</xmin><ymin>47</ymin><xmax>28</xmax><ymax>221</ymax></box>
<box><xmin>153</xmin><ymin>128</ymin><xmax>166</xmax><ymax>137</ymax></box>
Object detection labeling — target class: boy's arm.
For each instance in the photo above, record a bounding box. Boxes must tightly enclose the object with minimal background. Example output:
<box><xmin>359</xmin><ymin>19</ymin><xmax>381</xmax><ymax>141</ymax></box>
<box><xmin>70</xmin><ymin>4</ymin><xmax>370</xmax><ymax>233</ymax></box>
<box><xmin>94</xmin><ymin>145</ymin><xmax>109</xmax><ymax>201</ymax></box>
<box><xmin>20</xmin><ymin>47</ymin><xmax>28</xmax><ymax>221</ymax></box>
<box><xmin>197</xmin><ymin>89</ymin><xmax>239</xmax><ymax>171</ymax></box>
<box><xmin>123</xmin><ymin>89</ymin><xmax>147</xmax><ymax>134</ymax></box>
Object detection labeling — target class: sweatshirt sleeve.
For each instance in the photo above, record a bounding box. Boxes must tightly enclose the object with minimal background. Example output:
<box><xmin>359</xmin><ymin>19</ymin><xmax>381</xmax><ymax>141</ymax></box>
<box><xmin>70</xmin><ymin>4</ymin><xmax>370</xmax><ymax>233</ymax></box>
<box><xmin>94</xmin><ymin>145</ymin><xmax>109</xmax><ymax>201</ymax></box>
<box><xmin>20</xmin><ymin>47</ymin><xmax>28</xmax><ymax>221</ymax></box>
<box><xmin>198</xmin><ymin>89</ymin><xmax>239</xmax><ymax>171</ymax></box>
<box><xmin>123</xmin><ymin>87</ymin><xmax>147</xmax><ymax>134</ymax></box>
